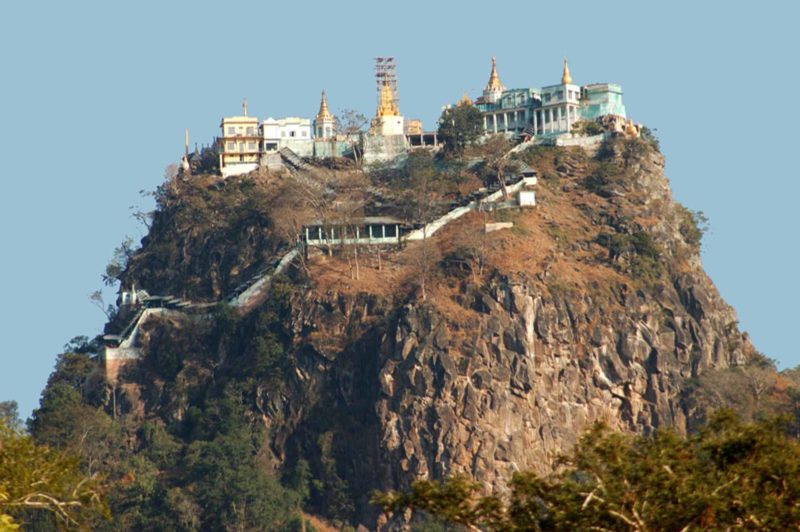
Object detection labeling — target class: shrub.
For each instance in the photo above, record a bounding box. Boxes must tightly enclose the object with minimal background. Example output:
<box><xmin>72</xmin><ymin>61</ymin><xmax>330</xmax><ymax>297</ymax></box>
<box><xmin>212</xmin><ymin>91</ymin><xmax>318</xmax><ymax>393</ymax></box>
<box><xmin>678</xmin><ymin>206</ymin><xmax>709</xmax><ymax>249</ymax></box>
<box><xmin>596</xmin><ymin>230</ymin><xmax>661</xmax><ymax>281</ymax></box>
<box><xmin>571</xmin><ymin>120</ymin><xmax>604</xmax><ymax>136</ymax></box>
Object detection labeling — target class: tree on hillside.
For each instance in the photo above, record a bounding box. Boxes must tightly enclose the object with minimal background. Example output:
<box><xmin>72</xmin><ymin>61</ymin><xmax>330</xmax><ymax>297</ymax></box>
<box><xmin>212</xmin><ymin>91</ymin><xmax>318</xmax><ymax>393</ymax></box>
<box><xmin>374</xmin><ymin>411</ymin><xmax>800</xmax><ymax>530</ymax></box>
<box><xmin>0</xmin><ymin>401</ymin><xmax>22</xmax><ymax>433</ymax></box>
<box><xmin>102</xmin><ymin>236</ymin><xmax>137</xmax><ymax>287</ymax></box>
<box><xmin>402</xmin><ymin>152</ymin><xmax>446</xmax><ymax>300</ymax></box>
<box><xmin>330</xmin><ymin>171</ymin><xmax>368</xmax><ymax>280</ymax></box>
<box><xmin>480</xmin><ymin>135</ymin><xmax>522</xmax><ymax>201</ymax></box>
<box><xmin>437</xmin><ymin>105</ymin><xmax>484</xmax><ymax>159</ymax></box>
<box><xmin>336</xmin><ymin>109</ymin><xmax>369</xmax><ymax>170</ymax></box>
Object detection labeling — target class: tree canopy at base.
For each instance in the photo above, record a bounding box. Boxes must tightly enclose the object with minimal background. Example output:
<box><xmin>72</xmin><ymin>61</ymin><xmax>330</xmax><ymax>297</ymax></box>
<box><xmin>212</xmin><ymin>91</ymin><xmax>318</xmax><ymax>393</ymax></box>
<box><xmin>0</xmin><ymin>420</ymin><xmax>108</xmax><ymax>529</ymax></box>
<box><xmin>374</xmin><ymin>411</ymin><xmax>800</xmax><ymax>531</ymax></box>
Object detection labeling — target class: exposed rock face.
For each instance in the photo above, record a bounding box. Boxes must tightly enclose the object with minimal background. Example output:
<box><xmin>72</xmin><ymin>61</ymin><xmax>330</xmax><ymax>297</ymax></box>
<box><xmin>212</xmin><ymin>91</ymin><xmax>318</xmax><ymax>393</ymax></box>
<box><xmin>268</xmin><ymin>141</ymin><xmax>752</xmax><ymax>525</ymax></box>
<box><xmin>374</xmin><ymin>271</ymin><xmax>747</xmax><ymax>492</ymax></box>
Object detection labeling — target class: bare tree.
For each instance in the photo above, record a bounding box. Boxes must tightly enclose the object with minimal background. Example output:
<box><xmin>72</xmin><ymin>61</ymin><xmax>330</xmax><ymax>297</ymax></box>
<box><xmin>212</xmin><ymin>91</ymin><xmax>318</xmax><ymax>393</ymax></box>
<box><xmin>270</xmin><ymin>168</ymin><xmax>368</xmax><ymax>278</ymax></box>
<box><xmin>330</xmin><ymin>171</ymin><xmax>368</xmax><ymax>279</ymax></box>
<box><xmin>449</xmin><ymin>213</ymin><xmax>490</xmax><ymax>284</ymax></box>
<box><xmin>336</xmin><ymin>109</ymin><xmax>369</xmax><ymax>171</ymax></box>
<box><xmin>403</xmin><ymin>153</ymin><xmax>446</xmax><ymax>300</ymax></box>
<box><xmin>89</xmin><ymin>290</ymin><xmax>115</xmax><ymax>320</ymax></box>
<box><xmin>481</xmin><ymin>135</ymin><xmax>521</xmax><ymax>201</ymax></box>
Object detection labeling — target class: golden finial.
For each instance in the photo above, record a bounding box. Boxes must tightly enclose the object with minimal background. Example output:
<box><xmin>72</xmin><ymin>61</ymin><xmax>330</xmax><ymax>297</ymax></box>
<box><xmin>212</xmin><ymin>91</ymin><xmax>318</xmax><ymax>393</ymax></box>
<box><xmin>316</xmin><ymin>90</ymin><xmax>334</xmax><ymax>122</ymax></box>
<box><xmin>561</xmin><ymin>58</ymin><xmax>572</xmax><ymax>85</ymax></box>
<box><xmin>376</xmin><ymin>81</ymin><xmax>399</xmax><ymax>117</ymax></box>
<box><xmin>242</xmin><ymin>98</ymin><xmax>248</xmax><ymax>116</ymax></box>
<box><xmin>457</xmin><ymin>92</ymin><xmax>473</xmax><ymax>107</ymax></box>
<box><xmin>625</xmin><ymin>118</ymin><xmax>638</xmax><ymax>137</ymax></box>
<box><xmin>486</xmin><ymin>56</ymin><xmax>505</xmax><ymax>91</ymax></box>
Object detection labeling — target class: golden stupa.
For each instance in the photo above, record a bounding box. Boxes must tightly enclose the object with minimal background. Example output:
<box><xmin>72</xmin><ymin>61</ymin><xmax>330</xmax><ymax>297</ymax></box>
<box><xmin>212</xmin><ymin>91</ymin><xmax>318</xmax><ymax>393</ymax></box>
<box><xmin>376</xmin><ymin>81</ymin><xmax>399</xmax><ymax>117</ymax></box>
<box><xmin>561</xmin><ymin>58</ymin><xmax>572</xmax><ymax>85</ymax></box>
<box><xmin>316</xmin><ymin>90</ymin><xmax>334</xmax><ymax>122</ymax></box>
<box><xmin>486</xmin><ymin>56</ymin><xmax>505</xmax><ymax>92</ymax></box>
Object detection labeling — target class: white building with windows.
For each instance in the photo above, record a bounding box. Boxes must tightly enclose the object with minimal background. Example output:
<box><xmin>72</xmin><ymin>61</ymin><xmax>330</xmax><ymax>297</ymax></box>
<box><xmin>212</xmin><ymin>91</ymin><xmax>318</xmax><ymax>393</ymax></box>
<box><xmin>261</xmin><ymin>116</ymin><xmax>313</xmax><ymax>156</ymax></box>
<box><xmin>473</xmin><ymin>58</ymin><xmax>627</xmax><ymax>138</ymax></box>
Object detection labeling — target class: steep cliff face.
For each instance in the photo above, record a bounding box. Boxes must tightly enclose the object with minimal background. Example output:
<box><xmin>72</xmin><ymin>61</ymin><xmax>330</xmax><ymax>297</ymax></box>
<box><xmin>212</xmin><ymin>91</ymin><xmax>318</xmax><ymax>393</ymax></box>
<box><xmin>109</xmin><ymin>138</ymin><xmax>754</xmax><ymax>526</ymax></box>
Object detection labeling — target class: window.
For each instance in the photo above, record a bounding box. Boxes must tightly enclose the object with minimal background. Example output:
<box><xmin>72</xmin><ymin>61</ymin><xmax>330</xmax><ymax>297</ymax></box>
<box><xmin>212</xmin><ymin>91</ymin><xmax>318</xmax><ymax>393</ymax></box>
<box><xmin>248</xmin><ymin>142</ymin><xmax>256</xmax><ymax>150</ymax></box>
<box><xmin>227</xmin><ymin>126</ymin><xmax>235</xmax><ymax>135</ymax></box>
<box><xmin>290</xmin><ymin>131</ymin><xmax>296</xmax><ymax>137</ymax></box>
<box><xmin>544</xmin><ymin>94</ymin><xmax>551</xmax><ymax>103</ymax></box>
<box><xmin>302</xmin><ymin>130</ymin><xmax>307</xmax><ymax>136</ymax></box>
<box><xmin>246</xmin><ymin>127</ymin><xmax>254</xmax><ymax>135</ymax></box>
<box><xmin>226</xmin><ymin>142</ymin><xmax>235</xmax><ymax>151</ymax></box>
<box><xmin>385</xmin><ymin>224</ymin><xmax>397</xmax><ymax>238</ymax></box>
<box><xmin>281</xmin><ymin>131</ymin><xmax>286</xmax><ymax>137</ymax></box>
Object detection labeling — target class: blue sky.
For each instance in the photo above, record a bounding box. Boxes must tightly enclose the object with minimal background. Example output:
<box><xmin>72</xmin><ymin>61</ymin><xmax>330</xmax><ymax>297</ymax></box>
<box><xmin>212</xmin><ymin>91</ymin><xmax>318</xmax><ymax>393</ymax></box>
<box><xmin>1</xmin><ymin>0</ymin><xmax>798</xmax><ymax>419</ymax></box>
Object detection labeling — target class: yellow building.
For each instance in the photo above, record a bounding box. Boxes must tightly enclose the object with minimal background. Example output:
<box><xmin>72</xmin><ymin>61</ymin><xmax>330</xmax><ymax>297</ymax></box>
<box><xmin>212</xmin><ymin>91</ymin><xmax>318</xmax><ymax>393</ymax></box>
<box><xmin>218</xmin><ymin>99</ymin><xmax>260</xmax><ymax>177</ymax></box>
<box><xmin>404</xmin><ymin>119</ymin><xmax>423</xmax><ymax>136</ymax></box>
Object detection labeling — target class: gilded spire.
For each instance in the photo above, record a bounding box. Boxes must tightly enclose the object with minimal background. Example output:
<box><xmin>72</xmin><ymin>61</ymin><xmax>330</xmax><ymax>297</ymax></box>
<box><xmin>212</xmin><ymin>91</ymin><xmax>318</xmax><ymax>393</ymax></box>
<box><xmin>561</xmin><ymin>58</ymin><xmax>572</xmax><ymax>85</ymax></box>
<box><xmin>457</xmin><ymin>92</ymin><xmax>473</xmax><ymax>107</ymax></box>
<box><xmin>486</xmin><ymin>56</ymin><xmax>505</xmax><ymax>92</ymax></box>
<box><xmin>316</xmin><ymin>90</ymin><xmax>334</xmax><ymax>122</ymax></box>
<box><xmin>625</xmin><ymin>118</ymin><xmax>638</xmax><ymax>137</ymax></box>
<box><xmin>376</xmin><ymin>81</ymin><xmax>399</xmax><ymax>117</ymax></box>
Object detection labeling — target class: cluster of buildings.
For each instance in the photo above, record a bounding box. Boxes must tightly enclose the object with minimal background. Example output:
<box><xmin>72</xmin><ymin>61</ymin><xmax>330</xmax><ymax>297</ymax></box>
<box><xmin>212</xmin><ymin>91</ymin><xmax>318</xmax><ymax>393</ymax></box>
<box><xmin>474</xmin><ymin>58</ymin><xmax>627</xmax><ymax>137</ymax></box>
<box><xmin>211</xmin><ymin>58</ymin><xmax>633</xmax><ymax>177</ymax></box>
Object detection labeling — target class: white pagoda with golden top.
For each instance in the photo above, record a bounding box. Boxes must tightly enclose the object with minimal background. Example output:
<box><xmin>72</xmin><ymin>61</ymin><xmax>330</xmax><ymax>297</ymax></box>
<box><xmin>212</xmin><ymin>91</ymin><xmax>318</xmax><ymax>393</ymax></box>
<box><xmin>372</xmin><ymin>81</ymin><xmax>404</xmax><ymax>136</ymax></box>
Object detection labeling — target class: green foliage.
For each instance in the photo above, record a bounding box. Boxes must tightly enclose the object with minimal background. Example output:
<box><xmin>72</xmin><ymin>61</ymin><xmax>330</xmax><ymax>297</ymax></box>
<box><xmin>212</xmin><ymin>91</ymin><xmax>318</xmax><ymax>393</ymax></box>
<box><xmin>437</xmin><ymin>105</ymin><xmax>484</xmax><ymax>159</ymax></box>
<box><xmin>185</xmin><ymin>425</ymin><xmax>298</xmax><ymax>530</ymax></box>
<box><xmin>309</xmin><ymin>432</ymin><xmax>355</xmax><ymax>523</ymax></box>
<box><xmin>127</xmin><ymin>175</ymin><xmax>282</xmax><ymax>299</ymax></box>
<box><xmin>596</xmin><ymin>230</ymin><xmax>662</xmax><ymax>282</ymax></box>
<box><xmin>375</xmin><ymin>411</ymin><xmax>800</xmax><ymax>530</ymax></box>
<box><xmin>583</xmin><ymin>160</ymin><xmax>625</xmax><ymax>195</ymax></box>
<box><xmin>639</xmin><ymin>125</ymin><xmax>660</xmax><ymax>151</ymax></box>
<box><xmin>570</xmin><ymin>120</ymin><xmax>604</xmax><ymax>136</ymax></box>
<box><xmin>0</xmin><ymin>419</ymin><xmax>108</xmax><ymax>528</ymax></box>
<box><xmin>678</xmin><ymin>205</ymin><xmax>710</xmax><ymax>249</ymax></box>
<box><xmin>102</xmin><ymin>236</ymin><xmax>137</xmax><ymax>286</ymax></box>
<box><xmin>0</xmin><ymin>401</ymin><xmax>22</xmax><ymax>433</ymax></box>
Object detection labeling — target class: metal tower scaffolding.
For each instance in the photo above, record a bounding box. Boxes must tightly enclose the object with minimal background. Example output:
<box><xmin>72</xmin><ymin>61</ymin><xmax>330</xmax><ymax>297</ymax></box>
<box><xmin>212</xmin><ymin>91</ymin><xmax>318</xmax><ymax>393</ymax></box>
<box><xmin>375</xmin><ymin>57</ymin><xmax>398</xmax><ymax>111</ymax></box>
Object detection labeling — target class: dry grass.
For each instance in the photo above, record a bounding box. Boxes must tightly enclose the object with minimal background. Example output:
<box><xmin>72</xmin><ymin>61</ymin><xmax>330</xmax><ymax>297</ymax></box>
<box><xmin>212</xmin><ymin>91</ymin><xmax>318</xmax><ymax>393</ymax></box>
<box><xmin>307</xmin><ymin>247</ymin><xmax>411</xmax><ymax>298</ymax></box>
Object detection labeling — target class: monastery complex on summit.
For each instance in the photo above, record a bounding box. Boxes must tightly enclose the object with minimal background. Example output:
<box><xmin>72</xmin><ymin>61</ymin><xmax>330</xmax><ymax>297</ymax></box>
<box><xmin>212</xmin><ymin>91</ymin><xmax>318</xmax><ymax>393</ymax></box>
<box><xmin>200</xmin><ymin>57</ymin><xmax>638</xmax><ymax>177</ymax></box>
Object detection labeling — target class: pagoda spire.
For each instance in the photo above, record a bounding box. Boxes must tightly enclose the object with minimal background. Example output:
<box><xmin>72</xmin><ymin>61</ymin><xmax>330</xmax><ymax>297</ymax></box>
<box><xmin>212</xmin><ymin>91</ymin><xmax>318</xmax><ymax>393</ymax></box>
<box><xmin>561</xmin><ymin>58</ymin><xmax>572</xmax><ymax>85</ymax></box>
<box><xmin>376</xmin><ymin>81</ymin><xmax>399</xmax><ymax>117</ymax></box>
<box><xmin>486</xmin><ymin>56</ymin><xmax>505</xmax><ymax>92</ymax></box>
<box><xmin>457</xmin><ymin>92</ymin><xmax>473</xmax><ymax>107</ymax></box>
<box><xmin>316</xmin><ymin>90</ymin><xmax>334</xmax><ymax>122</ymax></box>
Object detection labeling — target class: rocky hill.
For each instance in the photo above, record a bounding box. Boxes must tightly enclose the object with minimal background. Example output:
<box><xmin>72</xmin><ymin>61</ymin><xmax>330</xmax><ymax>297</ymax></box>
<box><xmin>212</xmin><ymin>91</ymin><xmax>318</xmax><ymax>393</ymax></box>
<box><xmin>31</xmin><ymin>136</ymin><xmax>772</xmax><ymax>530</ymax></box>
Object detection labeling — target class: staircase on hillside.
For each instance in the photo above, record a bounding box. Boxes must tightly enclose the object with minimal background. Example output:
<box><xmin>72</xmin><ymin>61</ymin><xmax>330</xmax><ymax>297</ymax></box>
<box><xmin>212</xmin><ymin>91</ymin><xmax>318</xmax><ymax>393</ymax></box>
<box><xmin>516</xmin><ymin>124</ymin><xmax>536</xmax><ymax>142</ymax></box>
<box><xmin>279</xmin><ymin>147</ymin><xmax>310</xmax><ymax>170</ymax></box>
